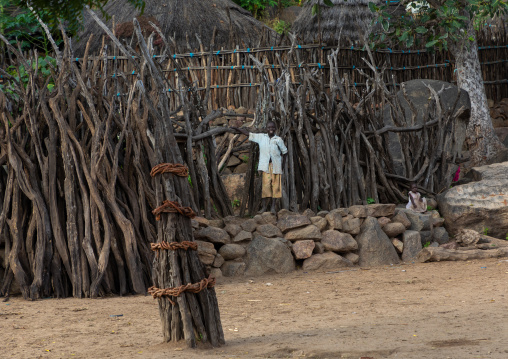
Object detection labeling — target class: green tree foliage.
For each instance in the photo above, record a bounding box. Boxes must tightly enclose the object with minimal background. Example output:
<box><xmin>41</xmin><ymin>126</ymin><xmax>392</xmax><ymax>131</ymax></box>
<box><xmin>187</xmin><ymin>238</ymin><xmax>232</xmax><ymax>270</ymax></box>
<box><xmin>12</xmin><ymin>0</ymin><xmax>145</xmax><ymax>33</ymax></box>
<box><xmin>368</xmin><ymin>0</ymin><xmax>508</xmax><ymax>51</ymax></box>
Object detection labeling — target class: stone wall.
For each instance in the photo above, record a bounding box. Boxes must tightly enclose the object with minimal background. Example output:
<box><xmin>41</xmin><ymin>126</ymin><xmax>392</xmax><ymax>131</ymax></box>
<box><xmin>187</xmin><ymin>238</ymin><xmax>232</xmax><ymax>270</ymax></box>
<box><xmin>191</xmin><ymin>204</ymin><xmax>450</xmax><ymax>278</ymax></box>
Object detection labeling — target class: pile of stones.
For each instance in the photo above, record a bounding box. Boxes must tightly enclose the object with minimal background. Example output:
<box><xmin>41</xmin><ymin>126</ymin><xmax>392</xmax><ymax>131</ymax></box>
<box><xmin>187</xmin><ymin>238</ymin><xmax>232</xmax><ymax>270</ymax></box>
<box><xmin>191</xmin><ymin>204</ymin><xmax>450</xmax><ymax>278</ymax></box>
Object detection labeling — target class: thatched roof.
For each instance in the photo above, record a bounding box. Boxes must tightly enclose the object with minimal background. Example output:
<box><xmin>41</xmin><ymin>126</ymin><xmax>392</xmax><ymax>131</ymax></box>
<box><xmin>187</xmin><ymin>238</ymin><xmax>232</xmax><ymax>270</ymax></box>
<box><xmin>292</xmin><ymin>0</ymin><xmax>385</xmax><ymax>45</ymax></box>
<box><xmin>73</xmin><ymin>0</ymin><xmax>278</xmax><ymax>56</ymax></box>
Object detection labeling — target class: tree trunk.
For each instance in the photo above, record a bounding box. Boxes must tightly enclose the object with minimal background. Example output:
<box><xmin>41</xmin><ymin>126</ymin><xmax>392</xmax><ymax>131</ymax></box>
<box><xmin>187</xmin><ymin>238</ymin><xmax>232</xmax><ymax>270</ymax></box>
<box><xmin>451</xmin><ymin>22</ymin><xmax>507</xmax><ymax>166</ymax></box>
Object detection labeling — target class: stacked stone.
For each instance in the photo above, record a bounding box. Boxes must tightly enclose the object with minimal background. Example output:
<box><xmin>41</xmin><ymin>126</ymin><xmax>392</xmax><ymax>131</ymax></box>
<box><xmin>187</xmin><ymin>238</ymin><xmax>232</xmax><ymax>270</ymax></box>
<box><xmin>191</xmin><ymin>204</ymin><xmax>450</xmax><ymax>277</ymax></box>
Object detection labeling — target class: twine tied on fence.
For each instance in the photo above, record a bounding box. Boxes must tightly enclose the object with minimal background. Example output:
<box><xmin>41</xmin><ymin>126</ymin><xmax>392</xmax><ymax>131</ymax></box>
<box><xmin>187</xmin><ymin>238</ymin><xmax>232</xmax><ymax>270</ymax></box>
<box><xmin>148</xmin><ymin>275</ymin><xmax>216</xmax><ymax>304</ymax></box>
<box><xmin>150</xmin><ymin>163</ymin><xmax>189</xmax><ymax>177</ymax></box>
<box><xmin>150</xmin><ymin>241</ymin><xmax>198</xmax><ymax>252</ymax></box>
<box><xmin>152</xmin><ymin>200</ymin><xmax>197</xmax><ymax>220</ymax></box>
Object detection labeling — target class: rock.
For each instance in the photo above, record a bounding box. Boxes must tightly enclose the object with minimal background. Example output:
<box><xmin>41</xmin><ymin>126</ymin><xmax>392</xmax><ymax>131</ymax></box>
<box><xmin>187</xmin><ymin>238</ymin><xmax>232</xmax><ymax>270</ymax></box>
<box><xmin>342</xmin><ymin>216</ymin><xmax>362</xmax><ymax>235</ymax></box>
<box><xmin>321</xmin><ymin>230</ymin><xmax>358</xmax><ymax>252</ymax></box>
<box><xmin>292</xmin><ymin>240</ymin><xmax>316</xmax><ymax>259</ymax></box>
<box><xmin>227</xmin><ymin>156</ymin><xmax>241</xmax><ymax>167</ymax></box>
<box><xmin>333</xmin><ymin>208</ymin><xmax>349</xmax><ymax>216</ymax></box>
<box><xmin>432</xmin><ymin>217</ymin><xmax>445</xmax><ymax>227</ymax></box>
<box><xmin>392</xmin><ymin>211</ymin><xmax>411</xmax><ymax>229</ymax></box>
<box><xmin>223</xmin><ymin>216</ymin><xmax>244</xmax><ymax>226</ymax></box>
<box><xmin>191</xmin><ymin>219</ymin><xmax>199</xmax><ymax>230</ymax></box>
<box><xmin>356</xmin><ymin>217</ymin><xmax>401</xmax><ymax>266</ymax></box>
<box><xmin>221</xmin><ymin>261</ymin><xmax>246</xmax><ymax>277</ymax></box>
<box><xmin>433</xmin><ymin>227</ymin><xmax>450</xmax><ymax>244</ymax></box>
<box><xmin>325</xmin><ymin>210</ymin><xmax>343</xmax><ymax>230</ymax></box>
<box><xmin>344</xmin><ymin>252</ymin><xmax>359</xmax><ymax>265</ymax></box>
<box><xmin>437</xmin><ymin>161</ymin><xmax>508</xmax><ymax>238</ymax></box>
<box><xmin>429</xmin><ymin>242</ymin><xmax>439</xmax><ymax>247</ymax></box>
<box><xmin>277</xmin><ymin>209</ymin><xmax>298</xmax><ymax>220</ymax></box>
<box><xmin>302</xmin><ymin>252</ymin><xmax>354</xmax><ymax>271</ymax></box>
<box><xmin>402</xmin><ymin>230</ymin><xmax>422</xmax><ymax>262</ymax></box>
<box><xmin>212</xmin><ymin>253</ymin><xmax>225</xmax><ymax>268</ymax></box>
<box><xmin>236</xmin><ymin>106</ymin><xmax>248</xmax><ymax>114</ymax></box>
<box><xmin>194</xmin><ymin>226</ymin><xmax>230</xmax><ymax>244</ymax></box>
<box><xmin>391</xmin><ymin>238</ymin><xmax>404</xmax><ymax>253</ymax></box>
<box><xmin>233</xmin><ymin>230</ymin><xmax>253</xmax><ymax>243</ymax></box>
<box><xmin>382</xmin><ymin>222</ymin><xmax>406</xmax><ymax>237</ymax></box>
<box><xmin>193</xmin><ymin>217</ymin><xmax>209</xmax><ymax>227</ymax></box>
<box><xmin>440</xmin><ymin>241</ymin><xmax>459</xmax><ymax>250</ymax></box>
<box><xmin>303</xmin><ymin>208</ymin><xmax>316</xmax><ymax>218</ymax></box>
<box><xmin>377</xmin><ymin>217</ymin><xmax>391</xmax><ymax>228</ymax></box>
<box><xmin>427</xmin><ymin>198</ymin><xmax>438</xmax><ymax>209</ymax></box>
<box><xmin>233</xmin><ymin>162</ymin><xmax>249</xmax><ymax>174</ymax></box>
<box><xmin>219</xmin><ymin>244</ymin><xmax>246</xmax><ymax>260</ymax></box>
<box><xmin>317</xmin><ymin>210</ymin><xmax>329</xmax><ymax>217</ymax></box>
<box><xmin>224</xmin><ymin>223</ymin><xmax>242</xmax><ymax>237</ymax></box>
<box><xmin>261</xmin><ymin>212</ymin><xmax>277</xmax><ymax>225</ymax></box>
<box><xmin>253</xmin><ymin>214</ymin><xmax>264</xmax><ymax>224</ymax></box>
<box><xmin>210</xmin><ymin>267</ymin><xmax>223</xmax><ymax>280</ymax></box>
<box><xmin>313</xmin><ymin>242</ymin><xmax>325</xmax><ymax>254</ymax></box>
<box><xmin>241</xmin><ymin>219</ymin><xmax>258</xmax><ymax>232</ymax></box>
<box><xmin>420</xmin><ymin>231</ymin><xmax>433</xmax><ymax>246</ymax></box>
<box><xmin>349</xmin><ymin>204</ymin><xmax>396</xmax><ymax>218</ymax></box>
<box><xmin>208</xmin><ymin>219</ymin><xmax>225</xmax><ymax>228</ymax></box>
<box><xmin>195</xmin><ymin>240</ymin><xmax>217</xmax><ymax>265</ymax></box>
<box><xmin>397</xmin><ymin>209</ymin><xmax>432</xmax><ymax>231</ymax></box>
<box><xmin>277</xmin><ymin>214</ymin><xmax>311</xmax><ymax>233</ymax></box>
<box><xmin>221</xmin><ymin>174</ymin><xmax>246</xmax><ymax>206</ymax></box>
<box><xmin>256</xmin><ymin>224</ymin><xmax>283</xmax><ymax>238</ymax></box>
<box><xmin>310</xmin><ymin>216</ymin><xmax>328</xmax><ymax>232</ymax></box>
<box><xmin>285</xmin><ymin>225</ymin><xmax>322</xmax><ymax>242</ymax></box>
<box><xmin>244</xmin><ymin>234</ymin><xmax>295</xmax><ymax>276</ymax></box>
<box><xmin>455</xmin><ymin>228</ymin><xmax>481</xmax><ymax>246</ymax></box>
<box><xmin>222</xmin><ymin>168</ymin><xmax>232</xmax><ymax>175</ymax></box>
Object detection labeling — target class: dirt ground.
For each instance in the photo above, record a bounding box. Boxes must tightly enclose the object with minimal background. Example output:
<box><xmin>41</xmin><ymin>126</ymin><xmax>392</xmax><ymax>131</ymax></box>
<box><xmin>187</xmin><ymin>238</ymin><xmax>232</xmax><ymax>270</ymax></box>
<box><xmin>1</xmin><ymin>258</ymin><xmax>508</xmax><ymax>359</ymax></box>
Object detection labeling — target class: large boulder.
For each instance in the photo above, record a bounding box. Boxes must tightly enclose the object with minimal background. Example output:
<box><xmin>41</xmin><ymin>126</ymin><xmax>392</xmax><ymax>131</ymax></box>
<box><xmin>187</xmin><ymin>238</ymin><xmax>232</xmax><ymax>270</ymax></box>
<box><xmin>219</xmin><ymin>244</ymin><xmax>246</xmax><ymax>260</ymax></box>
<box><xmin>244</xmin><ymin>234</ymin><xmax>295</xmax><ymax>276</ymax></box>
<box><xmin>221</xmin><ymin>261</ymin><xmax>246</xmax><ymax>277</ymax></box>
<box><xmin>302</xmin><ymin>252</ymin><xmax>354</xmax><ymax>271</ymax></box>
<box><xmin>292</xmin><ymin>240</ymin><xmax>315</xmax><ymax>260</ymax></box>
<box><xmin>396</xmin><ymin>209</ymin><xmax>432</xmax><ymax>232</ymax></box>
<box><xmin>382</xmin><ymin>222</ymin><xmax>406</xmax><ymax>237</ymax></box>
<box><xmin>256</xmin><ymin>224</ymin><xmax>283</xmax><ymax>238</ymax></box>
<box><xmin>195</xmin><ymin>240</ymin><xmax>217</xmax><ymax>265</ymax></box>
<box><xmin>383</xmin><ymin>80</ymin><xmax>470</xmax><ymax>176</ymax></box>
<box><xmin>325</xmin><ymin>209</ymin><xmax>344</xmax><ymax>230</ymax></box>
<box><xmin>437</xmin><ymin>161</ymin><xmax>508</xmax><ymax>238</ymax></box>
<box><xmin>356</xmin><ymin>217</ymin><xmax>401</xmax><ymax>267</ymax></box>
<box><xmin>402</xmin><ymin>230</ymin><xmax>422</xmax><ymax>262</ymax></box>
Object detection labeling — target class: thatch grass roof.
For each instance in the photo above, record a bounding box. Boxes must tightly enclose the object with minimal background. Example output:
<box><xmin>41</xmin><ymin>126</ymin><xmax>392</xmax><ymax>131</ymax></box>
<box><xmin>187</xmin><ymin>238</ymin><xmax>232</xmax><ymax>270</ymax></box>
<box><xmin>73</xmin><ymin>0</ymin><xmax>278</xmax><ymax>56</ymax></box>
<box><xmin>292</xmin><ymin>0</ymin><xmax>385</xmax><ymax>45</ymax></box>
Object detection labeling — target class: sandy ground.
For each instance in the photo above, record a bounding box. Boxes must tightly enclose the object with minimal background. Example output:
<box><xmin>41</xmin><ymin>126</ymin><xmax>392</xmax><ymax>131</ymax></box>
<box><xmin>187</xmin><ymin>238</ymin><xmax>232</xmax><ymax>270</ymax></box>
<box><xmin>1</xmin><ymin>258</ymin><xmax>508</xmax><ymax>359</ymax></box>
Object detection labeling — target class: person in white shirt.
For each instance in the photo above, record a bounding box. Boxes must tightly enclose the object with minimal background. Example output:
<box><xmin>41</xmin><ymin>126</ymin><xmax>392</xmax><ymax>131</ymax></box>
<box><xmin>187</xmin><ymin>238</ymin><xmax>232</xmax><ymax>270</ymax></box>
<box><xmin>406</xmin><ymin>182</ymin><xmax>428</xmax><ymax>213</ymax></box>
<box><xmin>232</xmin><ymin>121</ymin><xmax>288</xmax><ymax>213</ymax></box>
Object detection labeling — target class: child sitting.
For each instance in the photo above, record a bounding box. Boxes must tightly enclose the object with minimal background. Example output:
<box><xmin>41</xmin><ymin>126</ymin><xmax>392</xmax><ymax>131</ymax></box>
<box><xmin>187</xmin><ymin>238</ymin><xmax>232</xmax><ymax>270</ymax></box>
<box><xmin>406</xmin><ymin>182</ymin><xmax>427</xmax><ymax>213</ymax></box>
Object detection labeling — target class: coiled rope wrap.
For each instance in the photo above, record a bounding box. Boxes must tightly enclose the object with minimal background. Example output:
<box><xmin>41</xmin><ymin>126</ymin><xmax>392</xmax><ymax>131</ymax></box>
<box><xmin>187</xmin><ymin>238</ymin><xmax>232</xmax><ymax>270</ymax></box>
<box><xmin>150</xmin><ymin>163</ymin><xmax>189</xmax><ymax>177</ymax></box>
<box><xmin>150</xmin><ymin>241</ymin><xmax>198</xmax><ymax>251</ymax></box>
<box><xmin>152</xmin><ymin>200</ymin><xmax>197</xmax><ymax>221</ymax></box>
<box><xmin>148</xmin><ymin>275</ymin><xmax>216</xmax><ymax>305</ymax></box>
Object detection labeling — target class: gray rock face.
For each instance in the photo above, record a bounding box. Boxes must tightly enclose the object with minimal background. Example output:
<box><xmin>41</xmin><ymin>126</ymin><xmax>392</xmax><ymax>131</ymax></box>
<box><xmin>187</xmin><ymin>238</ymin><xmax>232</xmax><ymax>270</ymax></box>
<box><xmin>261</xmin><ymin>212</ymin><xmax>277</xmax><ymax>225</ymax></box>
<box><xmin>382</xmin><ymin>222</ymin><xmax>406</xmax><ymax>238</ymax></box>
<box><xmin>433</xmin><ymin>227</ymin><xmax>450</xmax><ymax>244</ymax></box>
<box><xmin>233</xmin><ymin>230</ymin><xmax>253</xmax><ymax>243</ymax></box>
<box><xmin>241</xmin><ymin>219</ymin><xmax>258</xmax><ymax>232</ymax></box>
<box><xmin>383</xmin><ymin>80</ymin><xmax>470</xmax><ymax>176</ymax></box>
<box><xmin>219</xmin><ymin>244</ymin><xmax>246</xmax><ymax>260</ymax></box>
<box><xmin>221</xmin><ymin>261</ymin><xmax>246</xmax><ymax>277</ymax></box>
<box><xmin>277</xmin><ymin>214</ymin><xmax>311</xmax><ymax>233</ymax></box>
<box><xmin>402</xmin><ymin>230</ymin><xmax>422</xmax><ymax>262</ymax></box>
<box><xmin>302</xmin><ymin>252</ymin><xmax>354</xmax><ymax>271</ymax></box>
<box><xmin>321</xmin><ymin>230</ymin><xmax>358</xmax><ymax>252</ymax></box>
<box><xmin>194</xmin><ymin>226</ymin><xmax>230</xmax><ymax>244</ymax></box>
<box><xmin>284</xmin><ymin>225</ymin><xmax>322</xmax><ymax>242</ymax></box>
<box><xmin>397</xmin><ymin>209</ymin><xmax>432</xmax><ymax>231</ymax></box>
<box><xmin>244</xmin><ymin>234</ymin><xmax>295</xmax><ymax>276</ymax></box>
<box><xmin>212</xmin><ymin>253</ymin><xmax>225</xmax><ymax>268</ymax></box>
<box><xmin>391</xmin><ymin>238</ymin><xmax>404</xmax><ymax>253</ymax></box>
<box><xmin>196</xmin><ymin>240</ymin><xmax>217</xmax><ymax>265</ymax></box>
<box><xmin>392</xmin><ymin>211</ymin><xmax>411</xmax><ymax>229</ymax></box>
<box><xmin>313</xmin><ymin>242</ymin><xmax>325</xmax><ymax>254</ymax></box>
<box><xmin>420</xmin><ymin>231</ymin><xmax>433</xmax><ymax>246</ymax></box>
<box><xmin>343</xmin><ymin>216</ymin><xmax>362</xmax><ymax>235</ymax></box>
<box><xmin>302</xmin><ymin>208</ymin><xmax>316</xmax><ymax>218</ymax></box>
<box><xmin>344</xmin><ymin>252</ymin><xmax>359</xmax><ymax>265</ymax></box>
<box><xmin>292</xmin><ymin>240</ymin><xmax>315</xmax><ymax>259</ymax></box>
<box><xmin>356</xmin><ymin>217</ymin><xmax>401</xmax><ymax>267</ymax></box>
<box><xmin>349</xmin><ymin>204</ymin><xmax>396</xmax><ymax>218</ymax></box>
<box><xmin>224</xmin><ymin>223</ymin><xmax>242</xmax><ymax>237</ymax></box>
<box><xmin>310</xmin><ymin>216</ymin><xmax>328</xmax><ymax>231</ymax></box>
<box><xmin>325</xmin><ymin>210</ymin><xmax>343</xmax><ymax>230</ymax></box>
<box><xmin>256</xmin><ymin>224</ymin><xmax>283</xmax><ymax>238</ymax></box>
<box><xmin>437</xmin><ymin>161</ymin><xmax>508</xmax><ymax>239</ymax></box>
